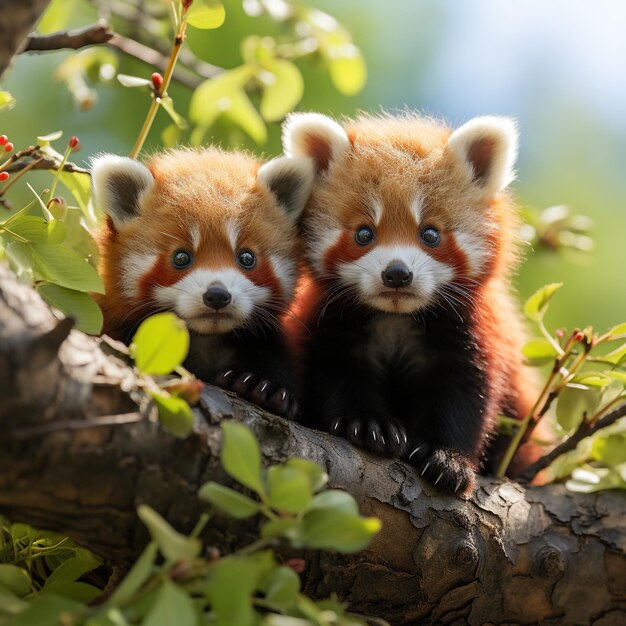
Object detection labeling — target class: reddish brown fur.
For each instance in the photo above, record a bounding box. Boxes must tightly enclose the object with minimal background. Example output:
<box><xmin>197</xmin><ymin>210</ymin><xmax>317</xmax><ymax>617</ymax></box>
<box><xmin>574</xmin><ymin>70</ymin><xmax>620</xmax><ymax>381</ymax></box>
<box><xmin>95</xmin><ymin>148</ymin><xmax>299</xmax><ymax>339</ymax></box>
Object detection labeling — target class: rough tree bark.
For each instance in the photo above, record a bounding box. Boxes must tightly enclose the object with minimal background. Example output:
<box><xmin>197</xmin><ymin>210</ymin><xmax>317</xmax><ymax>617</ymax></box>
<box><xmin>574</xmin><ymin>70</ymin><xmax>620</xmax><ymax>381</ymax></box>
<box><xmin>0</xmin><ymin>264</ymin><xmax>625</xmax><ymax>626</ymax></box>
<box><xmin>0</xmin><ymin>0</ymin><xmax>51</xmax><ymax>78</ymax></box>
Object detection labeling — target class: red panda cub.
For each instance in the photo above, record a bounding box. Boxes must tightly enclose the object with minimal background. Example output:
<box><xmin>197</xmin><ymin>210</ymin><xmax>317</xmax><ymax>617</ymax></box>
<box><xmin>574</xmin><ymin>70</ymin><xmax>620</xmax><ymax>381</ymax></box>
<box><xmin>91</xmin><ymin>148</ymin><xmax>313</xmax><ymax>418</ymax></box>
<box><xmin>282</xmin><ymin>112</ymin><xmax>534</xmax><ymax>494</ymax></box>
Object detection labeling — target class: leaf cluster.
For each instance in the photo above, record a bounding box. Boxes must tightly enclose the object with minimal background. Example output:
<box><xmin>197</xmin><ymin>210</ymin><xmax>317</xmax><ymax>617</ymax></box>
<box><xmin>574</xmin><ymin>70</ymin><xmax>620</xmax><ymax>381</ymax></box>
<box><xmin>0</xmin><ymin>424</ymin><xmax>381</xmax><ymax>626</ymax></box>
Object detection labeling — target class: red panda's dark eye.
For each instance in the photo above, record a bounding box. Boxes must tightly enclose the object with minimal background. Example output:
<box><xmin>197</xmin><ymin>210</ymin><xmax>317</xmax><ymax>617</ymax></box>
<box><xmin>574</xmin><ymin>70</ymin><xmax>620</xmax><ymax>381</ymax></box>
<box><xmin>355</xmin><ymin>226</ymin><xmax>375</xmax><ymax>246</ymax></box>
<box><xmin>237</xmin><ymin>249</ymin><xmax>257</xmax><ymax>269</ymax></box>
<box><xmin>172</xmin><ymin>249</ymin><xmax>193</xmax><ymax>268</ymax></box>
<box><xmin>420</xmin><ymin>226</ymin><xmax>441</xmax><ymax>247</ymax></box>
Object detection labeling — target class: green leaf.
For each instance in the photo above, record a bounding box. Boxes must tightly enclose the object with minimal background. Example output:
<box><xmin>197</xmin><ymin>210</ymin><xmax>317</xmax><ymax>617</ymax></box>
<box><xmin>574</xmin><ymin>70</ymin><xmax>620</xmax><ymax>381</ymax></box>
<box><xmin>301</xmin><ymin>509</ymin><xmax>381</xmax><ymax>553</ymax></box>
<box><xmin>44</xmin><ymin>581</ymin><xmax>102</xmax><ymax>603</ymax></box>
<box><xmin>31</xmin><ymin>243</ymin><xmax>104</xmax><ymax>293</ymax></box>
<box><xmin>189</xmin><ymin>66</ymin><xmax>254</xmax><ymax>126</ymax></box>
<box><xmin>225</xmin><ymin>89</ymin><xmax>267</xmax><ymax>144</ymax></box>
<box><xmin>205</xmin><ymin>552</ymin><xmax>274</xmax><ymax>626</ymax></box>
<box><xmin>143</xmin><ymin>581</ymin><xmax>197</xmax><ymax>626</ymax></box>
<box><xmin>117</xmin><ymin>74</ymin><xmax>152</xmax><ymax>88</ymax></box>
<box><xmin>45</xmin><ymin>548</ymin><xmax>101</xmax><ymax>587</ymax></box>
<box><xmin>570</xmin><ymin>372</ymin><xmax>613</xmax><ymax>388</ymax></box>
<box><xmin>556</xmin><ymin>384</ymin><xmax>602</xmax><ymax>433</ymax></box>
<box><xmin>137</xmin><ymin>505</ymin><xmax>201</xmax><ymax>563</ymax></box>
<box><xmin>198</xmin><ymin>482</ymin><xmax>261</xmax><ymax>518</ymax></box>
<box><xmin>4</xmin><ymin>241</ymin><xmax>34</xmax><ymax>281</ymax></box>
<box><xmin>263</xmin><ymin>566</ymin><xmax>300</xmax><ymax>611</ymax></box>
<box><xmin>130</xmin><ymin>312</ymin><xmax>190</xmax><ymax>375</ymax></box>
<box><xmin>267</xmin><ymin>465</ymin><xmax>312</xmax><ymax>513</ymax></box>
<box><xmin>523</xmin><ymin>282</ymin><xmax>563</xmax><ymax>322</ymax></box>
<box><xmin>259</xmin><ymin>60</ymin><xmax>304</xmax><ymax>121</ymax></box>
<box><xmin>107</xmin><ymin>542</ymin><xmax>158</xmax><ymax>606</ymax></box>
<box><xmin>521</xmin><ymin>338</ymin><xmax>558</xmax><ymax>366</ymax></box>
<box><xmin>2</xmin><ymin>216</ymin><xmax>50</xmax><ymax>243</ymax></box>
<box><xmin>327</xmin><ymin>45</ymin><xmax>367</xmax><ymax>96</ymax></box>
<box><xmin>221</xmin><ymin>422</ymin><xmax>264</xmax><ymax>495</ymax></box>
<box><xmin>161</xmin><ymin>97</ymin><xmax>189</xmax><ymax>130</ymax></box>
<box><xmin>0</xmin><ymin>90</ymin><xmax>16</xmax><ymax>111</ymax></box>
<box><xmin>606</xmin><ymin>322</ymin><xmax>626</xmax><ymax>341</ymax></box>
<box><xmin>596</xmin><ymin>341</ymin><xmax>626</xmax><ymax>366</ymax></box>
<box><xmin>7</xmin><ymin>594</ymin><xmax>82</xmax><ymax>626</ymax></box>
<box><xmin>0</xmin><ymin>585</ymin><xmax>29</xmax><ymax>616</ymax></box>
<box><xmin>0</xmin><ymin>565</ymin><xmax>31</xmax><ymax>597</ymax></box>
<box><xmin>59</xmin><ymin>172</ymin><xmax>93</xmax><ymax>221</ymax></box>
<box><xmin>187</xmin><ymin>0</ymin><xmax>225</xmax><ymax>29</ymax></box>
<box><xmin>283</xmin><ymin>459</ymin><xmax>328</xmax><ymax>492</ymax></box>
<box><xmin>590</xmin><ymin>433</ymin><xmax>626</xmax><ymax>466</ymax></box>
<box><xmin>151</xmin><ymin>393</ymin><xmax>194</xmax><ymax>437</ymax></box>
<box><xmin>306</xmin><ymin>490</ymin><xmax>358</xmax><ymax>515</ymax></box>
<box><xmin>260</xmin><ymin>518</ymin><xmax>301</xmax><ymax>541</ymax></box>
<box><xmin>37</xmin><ymin>284</ymin><xmax>103</xmax><ymax>334</ymax></box>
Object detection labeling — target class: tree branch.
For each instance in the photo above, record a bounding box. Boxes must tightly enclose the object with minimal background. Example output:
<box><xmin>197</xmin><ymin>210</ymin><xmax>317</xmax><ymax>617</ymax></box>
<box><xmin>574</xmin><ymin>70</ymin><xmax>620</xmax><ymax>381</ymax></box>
<box><xmin>0</xmin><ymin>0</ymin><xmax>52</xmax><ymax>78</ymax></box>
<box><xmin>520</xmin><ymin>401</ymin><xmax>626</xmax><ymax>481</ymax></box>
<box><xmin>1</xmin><ymin>263</ymin><xmax>625</xmax><ymax>625</ymax></box>
<box><xmin>22</xmin><ymin>22</ymin><xmax>114</xmax><ymax>52</ymax></box>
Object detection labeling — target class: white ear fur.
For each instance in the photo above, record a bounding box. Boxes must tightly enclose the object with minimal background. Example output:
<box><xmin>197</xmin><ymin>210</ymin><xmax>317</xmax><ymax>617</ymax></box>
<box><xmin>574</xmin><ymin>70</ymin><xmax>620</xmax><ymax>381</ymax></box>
<box><xmin>91</xmin><ymin>155</ymin><xmax>155</xmax><ymax>227</ymax></box>
<box><xmin>447</xmin><ymin>116</ymin><xmax>519</xmax><ymax>196</ymax></box>
<box><xmin>281</xmin><ymin>112</ymin><xmax>350</xmax><ymax>173</ymax></box>
<box><xmin>258</xmin><ymin>155</ymin><xmax>315</xmax><ymax>222</ymax></box>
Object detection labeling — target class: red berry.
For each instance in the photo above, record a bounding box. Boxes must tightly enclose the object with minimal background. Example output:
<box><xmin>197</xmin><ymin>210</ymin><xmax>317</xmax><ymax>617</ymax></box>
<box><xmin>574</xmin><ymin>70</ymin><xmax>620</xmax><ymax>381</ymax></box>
<box><xmin>68</xmin><ymin>136</ymin><xmax>80</xmax><ymax>150</ymax></box>
<box><xmin>574</xmin><ymin>331</ymin><xmax>585</xmax><ymax>342</ymax></box>
<box><xmin>0</xmin><ymin>172</ymin><xmax>9</xmax><ymax>182</ymax></box>
<box><xmin>555</xmin><ymin>329</ymin><xmax>565</xmax><ymax>339</ymax></box>
<box><xmin>4</xmin><ymin>142</ymin><xmax>13</xmax><ymax>153</ymax></box>
<box><xmin>0</xmin><ymin>135</ymin><xmax>7</xmax><ymax>146</ymax></box>
<box><xmin>151</xmin><ymin>72</ymin><xmax>163</xmax><ymax>91</ymax></box>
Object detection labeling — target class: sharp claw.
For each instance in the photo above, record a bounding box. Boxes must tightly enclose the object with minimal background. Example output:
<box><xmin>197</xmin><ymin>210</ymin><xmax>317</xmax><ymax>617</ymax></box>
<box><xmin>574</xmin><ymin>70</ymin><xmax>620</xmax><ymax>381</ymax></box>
<box><xmin>242</xmin><ymin>374</ymin><xmax>253</xmax><ymax>384</ymax></box>
<box><xmin>395</xmin><ymin>432</ymin><xmax>400</xmax><ymax>444</ymax></box>
<box><xmin>409</xmin><ymin>445</ymin><xmax>423</xmax><ymax>460</ymax></box>
<box><xmin>434</xmin><ymin>471</ymin><xmax>444</xmax><ymax>486</ymax></box>
<box><xmin>402</xmin><ymin>431</ymin><xmax>408</xmax><ymax>443</ymax></box>
<box><xmin>331</xmin><ymin>418</ymin><xmax>341</xmax><ymax>433</ymax></box>
<box><xmin>260</xmin><ymin>382</ymin><xmax>269</xmax><ymax>393</ymax></box>
<box><xmin>421</xmin><ymin>461</ymin><xmax>431</xmax><ymax>476</ymax></box>
<box><xmin>221</xmin><ymin>370</ymin><xmax>234</xmax><ymax>380</ymax></box>
<box><xmin>372</xmin><ymin>429</ymin><xmax>377</xmax><ymax>442</ymax></box>
<box><xmin>353</xmin><ymin>426</ymin><xmax>359</xmax><ymax>438</ymax></box>
<box><xmin>281</xmin><ymin>390</ymin><xmax>287</xmax><ymax>401</ymax></box>
<box><xmin>380</xmin><ymin>434</ymin><xmax>386</xmax><ymax>446</ymax></box>
<box><xmin>455</xmin><ymin>477</ymin><xmax>463</xmax><ymax>493</ymax></box>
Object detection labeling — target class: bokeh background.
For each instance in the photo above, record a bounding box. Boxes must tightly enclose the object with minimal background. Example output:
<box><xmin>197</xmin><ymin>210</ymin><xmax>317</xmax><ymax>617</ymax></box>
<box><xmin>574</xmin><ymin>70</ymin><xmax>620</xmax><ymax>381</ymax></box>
<box><xmin>3</xmin><ymin>0</ymin><xmax>625</xmax><ymax>332</ymax></box>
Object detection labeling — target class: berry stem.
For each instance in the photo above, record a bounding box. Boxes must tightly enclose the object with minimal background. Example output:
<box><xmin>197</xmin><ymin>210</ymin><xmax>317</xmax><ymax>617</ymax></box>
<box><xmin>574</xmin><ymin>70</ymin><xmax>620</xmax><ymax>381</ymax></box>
<box><xmin>129</xmin><ymin>7</ymin><xmax>189</xmax><ymax>159</ymax></box>
<box><xmin>0</xmin><ymin>157</ymin><xmax>44</xmax><ymax>197</ymax></box>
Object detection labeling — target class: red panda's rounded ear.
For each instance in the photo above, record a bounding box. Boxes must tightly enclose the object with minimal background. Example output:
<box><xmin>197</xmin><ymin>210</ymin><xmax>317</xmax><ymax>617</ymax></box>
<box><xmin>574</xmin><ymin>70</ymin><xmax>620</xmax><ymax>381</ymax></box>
<box><xmin>90</xmin><ymin>155</ymin><xmax>155</xmax><ymax>227</ymax></box>
<box><xmin>447</xmin><ymin>116</ymin><xmax>519</xmax><ymax>197</ymax></box>
<box><xmin>281</xmin><ymin>113</ymin><xmax>350</xmax><ymax>173</ymax></box>
<box><xmin>258</xmin><ymin>155</ymin><xmax>315</xmax><ymax>222</ymax></box>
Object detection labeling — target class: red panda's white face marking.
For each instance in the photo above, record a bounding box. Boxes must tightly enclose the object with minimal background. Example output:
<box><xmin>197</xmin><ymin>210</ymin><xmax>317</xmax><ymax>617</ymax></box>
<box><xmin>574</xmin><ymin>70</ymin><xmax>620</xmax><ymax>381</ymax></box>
<box><xmin>92</xmin><ymin>148</ymin><xmax>314</xmax><ymax>337</ymax></box>
<box><xmin>282</xmin><ymin>112</ymin><xmax>519</xmax><ymax>315</ymax></box>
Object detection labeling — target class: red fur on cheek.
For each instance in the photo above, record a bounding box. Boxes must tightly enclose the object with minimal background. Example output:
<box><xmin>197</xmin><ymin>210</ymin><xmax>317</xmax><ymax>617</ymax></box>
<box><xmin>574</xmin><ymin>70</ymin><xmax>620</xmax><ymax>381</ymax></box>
<box><xmin>427</xmin><ymin>233</ymin><xmax>469</xmax><ymax>277</ymax></box>
<box><xmin>139</xmin><ymin>255</ymin><xmax>183</xmax><ymax>300</ymax></box>
<box><xmin>323</xmin><ymin>231</ymin><xmax>367</xmax><ymax>274</ymax></box>
<box><xmin>247</xmin><ymin>259</ymin><xmax>283</xmax><ymax>302</ymax></box>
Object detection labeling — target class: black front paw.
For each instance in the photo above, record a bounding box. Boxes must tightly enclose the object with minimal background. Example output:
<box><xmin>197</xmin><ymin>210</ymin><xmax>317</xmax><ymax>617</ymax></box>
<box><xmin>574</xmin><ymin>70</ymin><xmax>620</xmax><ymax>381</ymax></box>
<box><xmin>215</xmin><ymin>370</ymin><xmax>298</xmax><ymax>419</ymax></box>
<box><xmin>416</xmin><ymin>448</ymin><xmax>476</xmax><ymax>496</ymax></box>
<box><xmin>329</xmin><ymin>416</ymin><xmax>409</xmax><ymax>459</ymax></box>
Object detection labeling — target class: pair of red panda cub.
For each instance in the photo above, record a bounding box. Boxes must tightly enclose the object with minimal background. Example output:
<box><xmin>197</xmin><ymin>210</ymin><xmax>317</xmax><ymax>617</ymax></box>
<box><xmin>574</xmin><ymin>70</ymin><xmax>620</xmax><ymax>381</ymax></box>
<box><xmin>92</xmin><ymin>112</ymin><xmax>534</xmax><ymax>496</ymax></box>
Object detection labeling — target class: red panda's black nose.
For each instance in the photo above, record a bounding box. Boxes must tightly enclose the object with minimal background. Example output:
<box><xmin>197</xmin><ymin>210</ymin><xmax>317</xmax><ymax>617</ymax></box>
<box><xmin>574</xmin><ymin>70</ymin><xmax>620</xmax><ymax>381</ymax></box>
<box><xmin>382</xmin><ymin>263</ymin><xmax>413</xmax><ymax>289</ymax></box>
<box><xmin>203</xmin><ymin>286</ymin><xmax>232</xmax><ymax>310</ymax></box>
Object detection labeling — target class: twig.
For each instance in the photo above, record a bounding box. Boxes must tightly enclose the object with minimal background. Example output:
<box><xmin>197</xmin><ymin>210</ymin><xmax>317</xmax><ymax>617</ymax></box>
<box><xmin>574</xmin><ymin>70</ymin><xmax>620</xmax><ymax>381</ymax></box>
<box><xmin>107</xmin><ymin>34</ymin><xmax>206</xmax><ymax>90</ymax></box>
<box><xmin>520</xmin><ymin>401</ymin><xmax>626</xmax><ymax>481</ymax></box>
<box><xmin>4</xmin><ymin>149</ymin><xmax>89</xmax><ymax>176</ymax></box>
<box><xmin>5</xmin><ymin>412</ymin><xmax>144</xmax><ymax>440</ymax></box>
<box><xmin>23</xmin><ymin>22</ymin><xmax>114</xmax><ymax>52</ymax></box>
